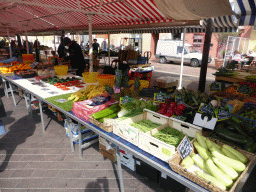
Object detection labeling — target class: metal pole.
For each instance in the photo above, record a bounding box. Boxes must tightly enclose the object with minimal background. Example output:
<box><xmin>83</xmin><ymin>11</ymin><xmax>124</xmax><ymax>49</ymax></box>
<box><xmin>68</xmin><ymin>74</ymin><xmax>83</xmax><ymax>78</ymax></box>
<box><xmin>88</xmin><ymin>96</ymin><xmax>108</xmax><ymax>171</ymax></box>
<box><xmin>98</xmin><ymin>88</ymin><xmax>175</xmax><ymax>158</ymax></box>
<box><xmin>25</xmin><ymin>26</ymin><xmax>29</xmax><ymax>54</ymax></box>
<box><xmin>223</xmin><ymin>36</ymin><xmax>230</xmax><ymax>67</ymax></box>
<box><xmin>242</xmin><ymin>38</ymin><xmax>246</xmax><ymax>54</ymax></box>
<box><xmin>178</xmin><ymin>27</ymin><xmax>186</xmax><ymax>90</ymax></box>
<box><xmin>54</xmin><ymin>34</ymin><xmax>56</xmax><ymax>52</ymax></box>
<box><xmin>198</xmin><ymin>18</ymin><xmax>213</xmax><ymax>92</ymax></box>
<box><xmin>108</xmin><ymin>30</ymin><xmax>111</xmax><ymax>66</ymax></box>
<box><xmin>89</xmin><ymin>15</ymin><xmax>93</xmax><ymax>72</ymax></box>
<box><xmin>7</xmin><ymin>28</ymin><xmax>12</xmax><ymax>58</ymax></box>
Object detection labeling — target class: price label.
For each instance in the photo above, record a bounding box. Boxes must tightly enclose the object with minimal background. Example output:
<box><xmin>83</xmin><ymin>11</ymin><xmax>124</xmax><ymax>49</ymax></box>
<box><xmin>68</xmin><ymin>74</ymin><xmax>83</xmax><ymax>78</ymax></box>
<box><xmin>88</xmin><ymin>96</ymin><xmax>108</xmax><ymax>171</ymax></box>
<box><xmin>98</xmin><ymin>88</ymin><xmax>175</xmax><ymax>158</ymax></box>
<box><xmin>177</xmin><ymin>136</ymin><xmax>193</xmax><ymax>159</ymax></box>
<box><xmin>55</xmin><ymin>99</ymin><xmax>69</xmax><ymax>103</ymax></box>
<box><xmin>175</xmin><ymin>95</ymin><xmax>184</xmax><ymax>103</ymax></box>
<box><xmin>209</xmin><ymin>82</ymin><xmax>221</xmax><ymax>92</ymax></box>
<box><xmin>215</xmin><ymin>108</ymin><xmax>231</xmax><ymax>121</ymax></box>
<box><xmin>237</xmin><ymin>84</ymin><xmax>252</xmax><ymax>95</ymax></box>
<box><xmin>154</xmin><ymin>93</ymin><xmax>166</xmax><ymax>103</ymax></box>
<box><xmin>120</xmin><ymin>97</ymin><xmax>133</xmax><ymax>106</ymax></box>
<box><xmin>198</xmin><ymin>103</ymin><xmax>215</xmax><ymax>116</ymax></box>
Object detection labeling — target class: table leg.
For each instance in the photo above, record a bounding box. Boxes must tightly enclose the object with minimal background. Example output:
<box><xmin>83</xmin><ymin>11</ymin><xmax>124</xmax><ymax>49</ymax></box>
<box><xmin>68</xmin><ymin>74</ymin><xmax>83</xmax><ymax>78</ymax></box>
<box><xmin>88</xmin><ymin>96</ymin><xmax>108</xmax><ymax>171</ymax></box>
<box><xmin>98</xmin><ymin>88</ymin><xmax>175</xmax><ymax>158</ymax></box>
<box><xmin>23</xmin><ymin>92</ymin><xmax>29</xmax><ymax>113</ymax></box>
<box><xmin>38</xmin><ymin>100</ymin><xmax>45</xmax><ymax>132</ymax></box>
<box><xmin>2</xmin><ymin>78</ymin><xmax>8</xmax><ymax>97</ymax></box>
<box><xmin>9</xmin><ymin>82</ymin><xmax>16</xmax><ymax>106</ymax></box>
<box><xmin>116</xmin><ymin>146</ymin><xmax>125</xmax><ymax>192</ymax></box>
<box><xmin>78</xmin><ymin>124</ymin><xmax>82</xmax><ymax>158</ymax></box>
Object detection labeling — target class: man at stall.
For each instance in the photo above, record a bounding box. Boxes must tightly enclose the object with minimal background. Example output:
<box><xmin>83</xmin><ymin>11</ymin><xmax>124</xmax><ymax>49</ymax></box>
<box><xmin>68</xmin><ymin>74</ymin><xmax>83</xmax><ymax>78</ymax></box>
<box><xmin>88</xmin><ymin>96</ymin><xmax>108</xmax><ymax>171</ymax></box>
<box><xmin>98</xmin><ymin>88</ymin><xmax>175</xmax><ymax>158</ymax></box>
<box><xmin>63</xmin><ymin>37</ymin><xmax>86</xmax><ymax>76</ymax></box>
<box><xmin>34</xmin><ymin>39</ymin><xmax>40</xmax><ymax>62</ymax></box>
<box><xmin>92</xmin><ymin>39</ymin><xmax>100</xmax><ymax>53</ymax></box>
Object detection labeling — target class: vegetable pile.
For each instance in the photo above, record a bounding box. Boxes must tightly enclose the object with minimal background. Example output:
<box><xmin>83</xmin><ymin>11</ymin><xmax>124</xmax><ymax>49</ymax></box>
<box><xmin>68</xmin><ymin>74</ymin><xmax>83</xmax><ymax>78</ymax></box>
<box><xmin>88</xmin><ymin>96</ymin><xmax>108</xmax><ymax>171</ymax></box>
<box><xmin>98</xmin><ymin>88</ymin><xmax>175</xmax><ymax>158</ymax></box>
<box><xmin>130</xmin><ymin>119</ymin><xmax>161</xmax><ymax>132</ymax></box>
<box><xmin>92</xmin><ymin>104</ymin><xmax>120</xmax><ymax>123</ymax></box>
<box><xmin>213</xmin><ymin>68</ymin><xmax>237</xmax><ymax>77</ymax></box>
<box><xmin>153</xmin><ymin>126</ymin><xmax>190</xmax><ymax>147</ymax></box>
<box><xmin>181</xmin><ymin>132</ymin><xmax>248</xmax><ymax>191</ymax></box>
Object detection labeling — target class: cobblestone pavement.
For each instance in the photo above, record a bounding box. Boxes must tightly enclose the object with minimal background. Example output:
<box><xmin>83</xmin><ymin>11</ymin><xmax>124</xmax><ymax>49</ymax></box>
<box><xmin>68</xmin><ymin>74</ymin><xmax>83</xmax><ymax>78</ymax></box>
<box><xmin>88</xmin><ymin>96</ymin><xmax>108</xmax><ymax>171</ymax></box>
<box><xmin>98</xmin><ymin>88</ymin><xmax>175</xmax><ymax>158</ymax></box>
<box><xmin>0</xmin><ymin>87</ymin><xmax>171</xmax><ymax>192</ymax></box>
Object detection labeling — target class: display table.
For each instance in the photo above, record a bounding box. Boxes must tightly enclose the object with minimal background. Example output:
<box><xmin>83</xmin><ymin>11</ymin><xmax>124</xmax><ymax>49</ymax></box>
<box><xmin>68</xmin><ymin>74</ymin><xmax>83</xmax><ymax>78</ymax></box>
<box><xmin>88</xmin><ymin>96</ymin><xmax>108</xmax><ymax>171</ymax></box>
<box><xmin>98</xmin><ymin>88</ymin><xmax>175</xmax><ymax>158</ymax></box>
<box><xmin>1</xmin><ymin>73</ymin><xmax>256</xmax><ymax>192</ymax></box>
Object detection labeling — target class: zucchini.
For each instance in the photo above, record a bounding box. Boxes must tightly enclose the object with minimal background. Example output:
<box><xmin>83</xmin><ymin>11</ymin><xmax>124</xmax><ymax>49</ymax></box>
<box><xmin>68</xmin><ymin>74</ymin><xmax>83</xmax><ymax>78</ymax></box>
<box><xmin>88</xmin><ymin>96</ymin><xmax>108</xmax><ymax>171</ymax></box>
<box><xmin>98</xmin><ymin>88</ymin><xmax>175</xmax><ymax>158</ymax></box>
<box><xmin>196</xmin><ymin>132</ymin><xmax>208</xmax><ymax>150</ymax></box>
<box><xmin>206</xmin><ymin>140</ymin><xmax>224</xmax><ymax>155</ymax></box>
<box><xmin>206</xmin><ymin>159</ymin><xmax>233</xmax><ymax>187</ymax></box>
<box><xmin>243</xmin><ymin>137</ymin><xmax>254</xmax><ymax>152</ymax></box>
<box><xmin>221</xmin><ymin>148</ymin><xmax>241</xmax><ymax>162</ymax></box>
<box><xmin>194</xmin><ymin>141</ymin><xmax>211</xmax><ymax>160</ymax></box>
<box><xmin>210</xmin><ymin>149</ymin><xmax>246</xmax><ymax>172</ymax></box>
<box><xmin>211</xmin><ymin>141</ymin><xmax>222</xmax><ymax>150</ymax></box>
<box><xmin>191</xmin><ymin>153</ymin><xmax>209</xmax><ymax>174</ymax></box>
<box><xmin>223</xmin><ymin>145</ymin><xmax>248</xmax><ymax>164</ymax></box>
<box><xmin>181</xmin><ymin>156</ymin><xmax>194</xmax><ymax>168</ymax></box>
<box><xmin>212</xmin><ymin>157</ymin><xmax>238</xmax><ymax>180</ymax></box>
<box><xmin>215</xmin><ymin>128</ymin><xmax>247</xmax><ymax>144</ymax></box>
<box><xmin>92</xmin><ymin>104</ymin><xmax>120</xmax><ymax>119</ymax></box>
<box><xmin>196</xmin><ymin>171</ymin><xmax>226</xmax><ymax>190</ymax></box>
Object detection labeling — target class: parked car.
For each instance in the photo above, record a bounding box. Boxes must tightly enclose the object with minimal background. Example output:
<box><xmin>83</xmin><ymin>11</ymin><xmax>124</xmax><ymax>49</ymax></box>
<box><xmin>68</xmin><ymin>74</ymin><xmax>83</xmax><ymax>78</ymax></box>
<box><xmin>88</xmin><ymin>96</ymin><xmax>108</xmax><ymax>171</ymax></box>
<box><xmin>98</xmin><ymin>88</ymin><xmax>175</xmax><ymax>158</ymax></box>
<box><xmin>155</xmin><ymin>40</ymin><xmax>211</xmax><ymax>67</ymax></box>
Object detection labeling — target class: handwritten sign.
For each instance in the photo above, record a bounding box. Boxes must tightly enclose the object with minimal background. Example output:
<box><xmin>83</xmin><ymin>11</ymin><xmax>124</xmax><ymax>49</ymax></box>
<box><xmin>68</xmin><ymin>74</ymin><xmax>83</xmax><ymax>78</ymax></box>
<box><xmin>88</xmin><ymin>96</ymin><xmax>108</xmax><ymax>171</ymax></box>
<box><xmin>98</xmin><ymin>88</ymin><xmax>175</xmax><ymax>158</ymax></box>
<box><xmin>198</xmin><ymin>103</ymin><xmax>215</xmax><ymax>116</ymax></box>
<box><xmin>237</xmin><ymin>84</ymin><xmax>252</xmax><ymax>95</ymax></box>
<box><xmin>209</xmin><ymin>82</ymin><xmax>221</xmax><ymax>92</ymax></box>
<box><xmin>215</xmin><ymin>108</ymin><xmax>231</xmax><ymax>121</ymax></box>
<box><xmin>154</xmin><ymin>93</ymin><xmax>166</xmax><ymax>103</ymax></box>
<box><xmin>177</xmin><ymin>136</ymin><xmax>193</xmax><ymax>159</ymax></box>
<box><xmin>120</xmin><ymin>97</ymin><xmax>134</xmax><ymax>106</ymax></box>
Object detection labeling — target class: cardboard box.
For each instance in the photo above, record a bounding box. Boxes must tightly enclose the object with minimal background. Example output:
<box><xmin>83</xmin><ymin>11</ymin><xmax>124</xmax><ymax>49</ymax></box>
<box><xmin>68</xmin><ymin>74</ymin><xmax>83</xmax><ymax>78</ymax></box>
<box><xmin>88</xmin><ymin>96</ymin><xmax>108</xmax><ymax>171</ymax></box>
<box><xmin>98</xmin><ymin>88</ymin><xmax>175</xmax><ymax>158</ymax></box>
<box><xmin>99</xmin><ymin>143</ymin><xmax>116</xmax><ymax>155</ymax></box>
<box><xmin>99</xmin><ymin>148</ymin><xmax>116</xmax><ymax>162</ymax></box>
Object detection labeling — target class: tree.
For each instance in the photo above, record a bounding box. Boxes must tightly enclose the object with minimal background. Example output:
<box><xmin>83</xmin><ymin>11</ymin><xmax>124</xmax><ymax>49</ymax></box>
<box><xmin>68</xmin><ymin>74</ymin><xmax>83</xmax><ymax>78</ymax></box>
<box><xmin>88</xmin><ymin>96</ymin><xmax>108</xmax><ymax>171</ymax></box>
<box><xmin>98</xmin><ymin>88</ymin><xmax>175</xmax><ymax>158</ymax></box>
<box><xmin>214</xmin><ymin>31</ymin><xmax>240</xmax><ymax>58</ymax></box>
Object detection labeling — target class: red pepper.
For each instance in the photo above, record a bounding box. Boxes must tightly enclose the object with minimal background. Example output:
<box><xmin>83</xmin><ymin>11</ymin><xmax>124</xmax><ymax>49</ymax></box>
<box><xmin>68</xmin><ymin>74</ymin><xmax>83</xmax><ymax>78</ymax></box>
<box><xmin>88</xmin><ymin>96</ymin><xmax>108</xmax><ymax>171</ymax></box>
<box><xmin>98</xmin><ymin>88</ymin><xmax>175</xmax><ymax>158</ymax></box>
<box><xmin>166</xmin><ymin>108</ymin><xmax>174</xmax><ymax>117</ymax></box>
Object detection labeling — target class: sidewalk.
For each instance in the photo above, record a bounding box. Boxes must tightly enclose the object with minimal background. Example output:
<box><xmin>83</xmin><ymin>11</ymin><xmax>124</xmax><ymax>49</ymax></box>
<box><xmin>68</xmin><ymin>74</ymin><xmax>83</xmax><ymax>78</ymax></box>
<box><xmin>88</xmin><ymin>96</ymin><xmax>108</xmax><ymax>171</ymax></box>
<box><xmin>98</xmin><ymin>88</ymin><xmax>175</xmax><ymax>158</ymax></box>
<box><xmin>0</xmin><ymin>87</ymin><xmax>168</xmax><ymax>192</ymax></box>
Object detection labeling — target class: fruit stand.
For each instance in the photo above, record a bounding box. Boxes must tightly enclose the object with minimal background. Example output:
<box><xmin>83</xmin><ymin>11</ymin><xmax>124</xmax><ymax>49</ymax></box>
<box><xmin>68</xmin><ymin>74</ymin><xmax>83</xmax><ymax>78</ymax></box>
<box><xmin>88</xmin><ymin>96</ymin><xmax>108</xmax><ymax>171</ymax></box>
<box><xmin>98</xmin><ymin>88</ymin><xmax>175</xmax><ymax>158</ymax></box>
<box><xmin>1</xmin><ymin>57</ymin><xmax>256</xmax><ymax>192</ymax></box>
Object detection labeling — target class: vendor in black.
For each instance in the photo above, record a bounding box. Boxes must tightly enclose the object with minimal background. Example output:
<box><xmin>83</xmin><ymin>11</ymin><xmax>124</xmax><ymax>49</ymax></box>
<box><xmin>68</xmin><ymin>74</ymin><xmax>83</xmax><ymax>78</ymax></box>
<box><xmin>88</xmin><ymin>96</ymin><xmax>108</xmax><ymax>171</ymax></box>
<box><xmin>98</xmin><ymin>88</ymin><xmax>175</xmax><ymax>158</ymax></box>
<box><xmin>92</xmin><ymin>39</ymin><xmax>100</xmax><ymax>53</ymax></box>
<box><xmin>63</xmin><ymin>37</ymin><xmax>86</xmax><ymax>76</ymax></box>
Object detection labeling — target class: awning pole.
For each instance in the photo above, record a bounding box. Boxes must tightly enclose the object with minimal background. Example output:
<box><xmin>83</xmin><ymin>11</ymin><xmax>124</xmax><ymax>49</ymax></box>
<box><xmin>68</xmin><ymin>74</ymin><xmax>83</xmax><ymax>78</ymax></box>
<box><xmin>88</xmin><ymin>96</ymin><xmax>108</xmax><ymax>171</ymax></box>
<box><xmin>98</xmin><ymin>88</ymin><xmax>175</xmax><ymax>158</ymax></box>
<box><xmin>223</xmin><ymin>36</ymin><xmax>230</xmax><ymax>67</ymax></box>
<box><xmin>54</xmin><ymin>34</ymin><xmax>56</xmax><ymax>52</ymax></box>
<box><xmin>7</xmin><ymin>28</ymin><xmax>12</xmax><ymax>58</ymax></box>
<box><xmin>108</xmin><ymin>30</ymin><xmax>110</xmax><ymax>66</ymax></box>
<box><xmin>25</xmin><ymin>26</ymin><xmax>29</xmax><ymax>54</ymax></box>
<box><xmin>89</xmin><ymin>15</ymin><xmax>93</xmax><ymax>72</ymax></box>
<box><xmin>198</xmin><ymin>18</ymin><xmax>213</xmax><ymax>92</ymax></box>
<box><xmin>178</xmin><ymin>27</ymin><xmax>186</xmax><ymax>90</ymax></box>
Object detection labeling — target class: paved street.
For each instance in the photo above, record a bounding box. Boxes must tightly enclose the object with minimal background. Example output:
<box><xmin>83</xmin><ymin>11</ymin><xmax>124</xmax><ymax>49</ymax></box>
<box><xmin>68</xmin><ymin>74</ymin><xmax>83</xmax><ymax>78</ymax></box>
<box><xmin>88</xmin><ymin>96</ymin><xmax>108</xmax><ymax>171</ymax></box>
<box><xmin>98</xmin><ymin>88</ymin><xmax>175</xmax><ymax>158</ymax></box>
<box><xmin>149</xmin><ymin>58</ymin><xmax>216</xmax><ymax>93</ymax></box>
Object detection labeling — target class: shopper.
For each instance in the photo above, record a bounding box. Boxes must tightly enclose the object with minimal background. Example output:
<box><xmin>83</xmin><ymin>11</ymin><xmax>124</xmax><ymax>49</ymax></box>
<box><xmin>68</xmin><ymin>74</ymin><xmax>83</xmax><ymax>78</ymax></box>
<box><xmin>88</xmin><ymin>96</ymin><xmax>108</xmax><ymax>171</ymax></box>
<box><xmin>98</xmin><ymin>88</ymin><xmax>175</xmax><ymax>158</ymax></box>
<box><xmin>34</xmin><ymin>39</ymin><xmax>40</xmax><ymax>62</ymax></box>
<box><xmin>92</xmin><ymin>39</ymin><xmax>100</xmax><ymax>53</ymax></box>
<box><xmin>101</xmin><ymin>39</ymin><xmax>108</xmax><ymax>52</ymax></box>
<box><xmin>57</xmin><ymin>42</ymin><xmax>67</xmax><ymax>59</ymax></box>
<box><xmin>63</xmin><ymin>37</ymin><xmax>86</xmax><ymax>76</ymax></box>
<box><xmin>228</xmin><ymin>51</ymin><xmax>241</xmax><ymax>69</ymax></box>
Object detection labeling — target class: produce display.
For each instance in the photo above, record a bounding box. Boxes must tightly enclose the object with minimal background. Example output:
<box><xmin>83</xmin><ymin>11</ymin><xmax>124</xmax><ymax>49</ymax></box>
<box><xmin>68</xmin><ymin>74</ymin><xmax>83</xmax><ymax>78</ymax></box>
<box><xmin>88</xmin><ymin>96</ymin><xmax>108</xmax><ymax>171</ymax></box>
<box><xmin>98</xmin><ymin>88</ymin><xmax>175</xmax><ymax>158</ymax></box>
<box><xmin>213</xmin><ymin>68</ymin><xmax>237</xmax><ymax>77</ymax></box>
<box><xmin>0</xmin><ymin>63</ymin><xmax>31</xmax><ymax>74</ymax></box>
<box><xmin>130</xmin><ymin>119</ymin><xmax>160</xmax><ymax>132</ymax></box>
<box><xmin>153</xmin><ymin>126</ymin><xmax>191</xmax><ymax>147</ymax></box>
<box><xmin>92</xmin><ymin>104</ymin><xmax>120</xmax><ymax>123</ymax></box>
<box><xmin>181</xmin><ymin>133</ymin><xmax>249</xmax><ymax>191</ymax></box>
<box><xmin>68</xmin><ymin>85</ymin><xmax>105</xmax><ymax>102</ymax></box>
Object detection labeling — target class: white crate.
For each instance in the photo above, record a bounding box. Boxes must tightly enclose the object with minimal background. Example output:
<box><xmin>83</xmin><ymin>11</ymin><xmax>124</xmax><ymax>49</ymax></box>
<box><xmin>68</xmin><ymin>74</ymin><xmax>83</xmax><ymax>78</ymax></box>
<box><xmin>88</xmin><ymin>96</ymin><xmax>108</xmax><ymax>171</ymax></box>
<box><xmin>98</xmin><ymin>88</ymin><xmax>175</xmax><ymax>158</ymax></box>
<box><xmin>113</xmin><ymin>109</ymin><xmax>169</xmax><ymax>146</ymax></box>
<box><xmin>139</xmin><ymin>117</ymin><xmax>202</xmax><ymax>162</ymax></box>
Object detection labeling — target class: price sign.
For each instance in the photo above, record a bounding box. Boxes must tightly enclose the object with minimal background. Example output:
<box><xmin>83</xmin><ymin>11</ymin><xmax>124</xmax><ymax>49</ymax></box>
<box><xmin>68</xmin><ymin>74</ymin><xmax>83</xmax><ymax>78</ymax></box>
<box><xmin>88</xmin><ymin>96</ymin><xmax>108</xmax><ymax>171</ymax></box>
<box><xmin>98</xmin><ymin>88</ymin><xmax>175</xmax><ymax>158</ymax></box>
<box><xmin>55</xmin><ymin>99</ymin><xmax>69</xmax><ymax>103</ymax></box>
<box><xmin>215</xmin><ymin>108</ymin><xmax>231</xmax><ymax>121</ymax></box>
<box><xmin>209</xmin><ymin>82</ymin><xmax>221</xmax><ymax>92</ymax></box>
<box><xmin>175</xmin><ymin>95</ymin><xmax>184</xmax><ymax>103</ymax></box>
<box><xmin>154</xmin><ymin>93</ymin><xmax>166</xmax><ymax>103</ymax></box>
<box><xmin>237</xmin><ymin>84</ymin><xmax>252</xmax><ymax>95</ymax></box>
<box><xmin>177</xmin><ymin>136</ymin><xmax>193</xmax><ymax>159</ymax></box>
<box><xmin>198</xmin><ymin>103</ymin><xmax>215</xmax><ymax>116</ymax></box>
<box><xmin>120</xmin><ymin>97</ymin><xmax>133</xmax><ymax>106</ymax></box>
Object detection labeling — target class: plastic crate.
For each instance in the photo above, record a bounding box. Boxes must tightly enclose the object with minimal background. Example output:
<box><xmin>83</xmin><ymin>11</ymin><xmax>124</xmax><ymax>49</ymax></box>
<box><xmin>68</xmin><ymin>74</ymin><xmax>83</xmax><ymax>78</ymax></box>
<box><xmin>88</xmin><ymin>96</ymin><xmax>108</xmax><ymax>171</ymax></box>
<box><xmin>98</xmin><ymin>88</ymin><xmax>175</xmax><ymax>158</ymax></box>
<box><xmin>82</xmin><ymin>72</ymin><xmax>98</xmax><ymax>83</ymax></box>
<box><xmin>54</xmin><ymin>65</ymin><xmax>68</xmax><ymax>76</ymax></box>
<box><xmin>139</xmin><ymin>117</ymin><xmax>201</xmax><ymax>162</ymax></box>
<box><xmin>97</xmin><ymin>74</ymin><xmax>115</xmax><ymax>86</ymax></box>
<box><xmin>232</xmin><ymin>102</ymin><xmax>256</xmax><ymax>128</ymax></box>
<box><xmin>22</xmin><ymin>54</ymin><xmax>34</xmax><ymax>64</ymax></box>
<box><xmin>113</xmin><ymin>109</ymin><xmax>169</xmax><ymax>146</ymax></box>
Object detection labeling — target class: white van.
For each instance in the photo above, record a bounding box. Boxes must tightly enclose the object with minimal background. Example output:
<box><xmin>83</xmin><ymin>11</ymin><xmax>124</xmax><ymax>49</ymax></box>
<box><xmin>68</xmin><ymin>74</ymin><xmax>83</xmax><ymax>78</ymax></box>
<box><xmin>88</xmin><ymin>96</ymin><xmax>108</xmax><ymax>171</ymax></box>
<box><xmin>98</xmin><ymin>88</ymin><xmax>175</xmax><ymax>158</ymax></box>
<box><xmin>155</xmin><ymin>40</ymin><xmax>211</xmax><ymax>67</ymax></box>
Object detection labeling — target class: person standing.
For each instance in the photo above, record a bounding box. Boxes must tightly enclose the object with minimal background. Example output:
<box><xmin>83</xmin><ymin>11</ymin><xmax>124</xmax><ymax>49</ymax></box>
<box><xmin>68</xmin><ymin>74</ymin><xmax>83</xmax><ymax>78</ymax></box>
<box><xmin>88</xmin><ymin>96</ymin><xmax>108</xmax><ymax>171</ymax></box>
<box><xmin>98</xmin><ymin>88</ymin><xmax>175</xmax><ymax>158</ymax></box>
<box><xmin>63</xmin><ymin>37</ymin><xmax>86</xmax><ymax>76</ymax></box>
<box><xmin>34</xmin><ymin>39</ymin><xmax>40</xmax><ymax>62</ymax></box>
<box><xmin>101</xmin><ymin>39</ymin><xmax>108</xmax><ymax>52</ymax></box>
<box><xmin>92</xmin><ymin>39</ymin><xmax>100</xmax><ymax>53</ymax></box>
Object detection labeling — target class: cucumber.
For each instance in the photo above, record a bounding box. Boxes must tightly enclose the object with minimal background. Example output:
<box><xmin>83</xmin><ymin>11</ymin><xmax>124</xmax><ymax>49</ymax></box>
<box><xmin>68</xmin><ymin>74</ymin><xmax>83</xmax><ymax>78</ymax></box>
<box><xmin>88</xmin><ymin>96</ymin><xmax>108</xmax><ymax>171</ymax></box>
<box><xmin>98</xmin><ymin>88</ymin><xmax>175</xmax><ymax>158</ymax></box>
<box><xmin>196</xmin><ymin>132</ymin><xmax>208</xmax><ymax>150</ymax></box>
<box><xmin>212</xmin><ymin>157</ymin><xmax>238</xmax><ymax>180</ymax></box>
<box><xmin>206</xmin><ymin>159</ymin><xmax>233</xmax><ymax>187</ymax></box>
<box><xmin>223</xmin><ymin>145</ymin><xmax>248</xmax><ymax>164</ymax></box>
<box><xmin>221</xmin><ymin>148</ymin><xmax>241</xmax><ymax>162</ymax></box>
<box><xmin>210</xmin><ymin>149</ymin><xmax>246</xmax><ymax>172</ymax></box>
<box><xmin>191</xmin><ymin>153</ymin><xmax>209</xmax><ymax>174</ymax></box>
<box><xmin>181</xmin><ymin>156</ymin><xmax>194</xmax><ymax>168</ymax></box>
<box><xmin>195</xmin><ymin>171</ymin><xmax>226</xmax><ymax>190</ymax></box>
<box><xmin>215</xmin><ymin>128</ymin><xmax>247</xmax><ymax>144</ymax></box>
<box><xmin>194</xmin><ymin>141</ymin><xmax>211</xmax><ymax>160</ymax></box>
<box><xmin>92</xmin><ymin>104</ymin><xmax>120</xmax><ymax>119</ymax></box>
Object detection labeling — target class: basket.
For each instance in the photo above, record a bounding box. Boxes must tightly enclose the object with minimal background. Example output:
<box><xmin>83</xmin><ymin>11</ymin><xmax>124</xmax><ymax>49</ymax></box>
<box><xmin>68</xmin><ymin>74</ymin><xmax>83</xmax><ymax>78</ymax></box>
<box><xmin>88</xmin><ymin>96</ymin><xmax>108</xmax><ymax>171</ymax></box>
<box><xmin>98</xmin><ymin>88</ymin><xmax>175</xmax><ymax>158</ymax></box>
<box><xmin>168</xmin><ymin>137</ymin><xmax>256</xmax><ymax>192</ymax></box>
<box><xmin>82</xmin><ymin>72</ymin><xmax>98</xmax><ymax>83</ymax></box>
<box><xmin>88</xmin><ymin>114</ymin><xmax>113</xmax><ymax>132</ymax></box>
<box><xmin>22</xmin><ymin>54</ymin><xmax>34</xmax><ymax>65</ymax></box>
<box><xmin>54</xmin><ymin>65</ymin><xmax>68</xmax><ymax>76</ymax></box>
<box><xmin>97</xmin><ymin>74</ymin><xmax>115</xmax><ymax>87</ymax></box>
